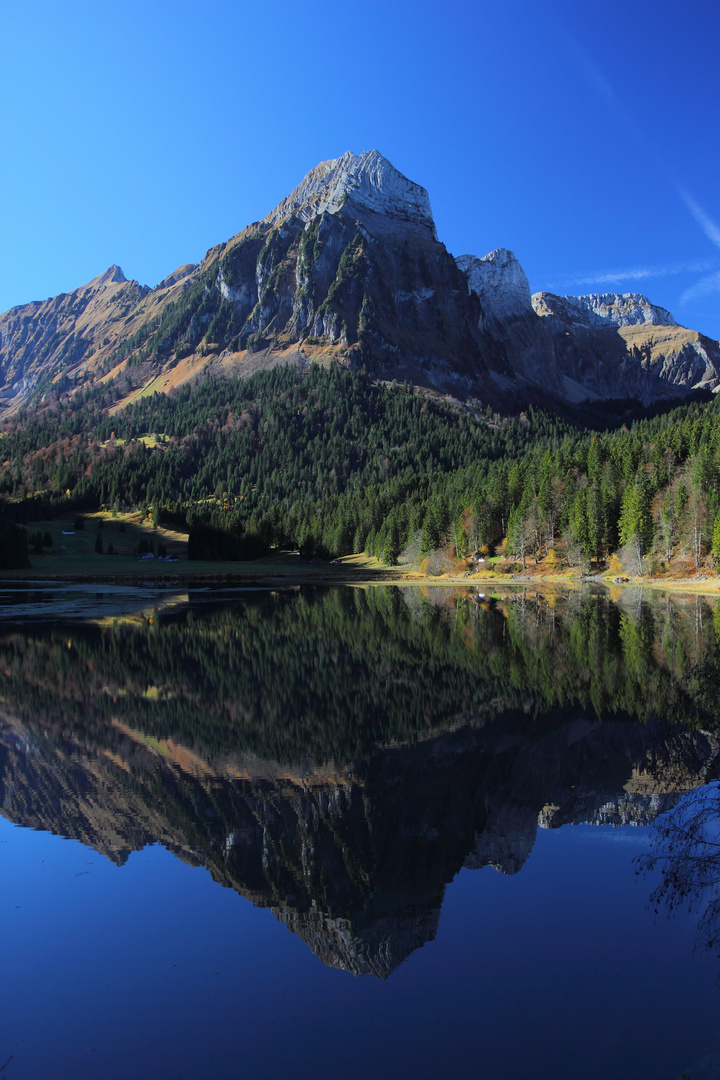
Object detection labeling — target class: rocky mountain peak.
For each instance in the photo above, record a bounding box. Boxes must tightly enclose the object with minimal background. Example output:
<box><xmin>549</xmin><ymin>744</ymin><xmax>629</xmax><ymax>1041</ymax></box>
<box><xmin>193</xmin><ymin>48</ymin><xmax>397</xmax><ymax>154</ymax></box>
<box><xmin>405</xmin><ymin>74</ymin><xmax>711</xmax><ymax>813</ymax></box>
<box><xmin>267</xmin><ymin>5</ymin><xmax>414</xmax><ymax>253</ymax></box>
<box><xmin>263</xmin><ymin>149</ymin><xmax>437</xmax><ymax>236</ymax></box>
<box><xmin>94</xmin><ymin>264</ymin><xmax>127</xmax><ymax>287</ymax></box>
<box><xmin>456</xmin><ymin>248</ymin><xmax>533</xmax><ymax>323</ymax></box>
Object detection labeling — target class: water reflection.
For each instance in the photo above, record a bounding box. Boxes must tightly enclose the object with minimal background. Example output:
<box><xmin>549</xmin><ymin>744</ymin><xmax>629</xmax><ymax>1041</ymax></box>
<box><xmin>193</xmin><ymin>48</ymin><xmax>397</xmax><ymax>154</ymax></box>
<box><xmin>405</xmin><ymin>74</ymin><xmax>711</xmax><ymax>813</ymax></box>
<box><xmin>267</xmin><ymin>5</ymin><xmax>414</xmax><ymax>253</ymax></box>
<box><xmin>639</xmin><ymin>781</ymin><xmax>720</xmax><ymax>967</ymax></box>
<box><xmin>2</xmin><ymin>585</ymin><xmax>720</xmax><ymax>976</ymax></box>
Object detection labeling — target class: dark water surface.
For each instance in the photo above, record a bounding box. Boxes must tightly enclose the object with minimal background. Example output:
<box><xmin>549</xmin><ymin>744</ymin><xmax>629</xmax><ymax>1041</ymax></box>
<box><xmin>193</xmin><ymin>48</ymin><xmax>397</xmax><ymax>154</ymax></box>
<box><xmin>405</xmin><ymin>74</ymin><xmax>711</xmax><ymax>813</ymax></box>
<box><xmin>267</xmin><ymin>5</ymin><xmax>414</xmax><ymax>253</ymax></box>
<box><xmin>1</xmin><ymin>584</ymin><xmax>720</xmax><ymax>1079</ymax></box>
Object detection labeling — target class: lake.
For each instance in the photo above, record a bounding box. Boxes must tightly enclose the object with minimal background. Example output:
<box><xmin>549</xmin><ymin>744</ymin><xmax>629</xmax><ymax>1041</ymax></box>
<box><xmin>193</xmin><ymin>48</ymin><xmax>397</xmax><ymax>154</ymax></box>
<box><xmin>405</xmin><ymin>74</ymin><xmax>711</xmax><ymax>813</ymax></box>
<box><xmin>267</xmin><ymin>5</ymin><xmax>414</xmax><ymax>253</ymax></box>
<box><xmin>1</xmin><ymin>583</ymin><xmax>719</xmax><ymax>1080</ymax></box>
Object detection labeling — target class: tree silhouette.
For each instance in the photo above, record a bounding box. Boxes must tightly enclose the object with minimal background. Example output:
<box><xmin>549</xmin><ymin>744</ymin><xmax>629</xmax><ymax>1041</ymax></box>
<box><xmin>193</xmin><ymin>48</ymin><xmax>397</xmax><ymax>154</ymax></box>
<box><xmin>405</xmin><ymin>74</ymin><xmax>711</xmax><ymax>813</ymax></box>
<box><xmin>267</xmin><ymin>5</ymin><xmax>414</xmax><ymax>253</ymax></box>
<box><xmin>637</xmin><ymin>782</ymin><xmax>720</xmax><ymax>973</ymax></box>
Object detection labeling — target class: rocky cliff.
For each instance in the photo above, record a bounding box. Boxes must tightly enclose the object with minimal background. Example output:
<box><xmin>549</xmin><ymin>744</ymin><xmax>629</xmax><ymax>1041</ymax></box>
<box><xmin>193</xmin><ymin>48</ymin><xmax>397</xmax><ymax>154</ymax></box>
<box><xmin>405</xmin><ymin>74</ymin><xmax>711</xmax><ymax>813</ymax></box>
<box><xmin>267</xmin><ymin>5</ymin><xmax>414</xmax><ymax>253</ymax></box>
<box><xmin>263</xmin><ymin>149</ymin><xmax>438</xmax><ymax>236</ymax></box>
<box><xmin>455</xmin><ymin>249</ymin><xmax>720</xmax><ymax>406</ymax></box>
<box><xmin>1</xmin><ymin>150</ymin><xmax>718</xmax><ymax>414</ymax></box>
<box><xmin>561</xmin><ymin>292</ymin><xmax>677</xmax><ymax>328</ymax></box>
<box><xmin>529</xmin><ymin>290</ymin><xmax>720</xmax><ymax>404</ymax></box>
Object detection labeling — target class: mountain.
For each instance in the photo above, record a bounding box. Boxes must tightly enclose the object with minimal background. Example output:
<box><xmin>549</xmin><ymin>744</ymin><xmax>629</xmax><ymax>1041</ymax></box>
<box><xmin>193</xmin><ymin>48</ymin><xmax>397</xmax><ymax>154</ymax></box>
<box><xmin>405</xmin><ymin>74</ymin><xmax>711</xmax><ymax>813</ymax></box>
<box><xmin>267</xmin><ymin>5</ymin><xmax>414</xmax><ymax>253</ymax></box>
<box><xmin>530</xmin><ymin>290</ymin><xmax>720</xmax><ymax>405</ymax></box>
<box><xmin>2</xmin><ymin>150</ymin><xmax>718</xmax><ymax>415</ymax></box>
<box><xmin>0</xmin><ymin>261</ymin><xmax>196</xmax><ymax>412</ymax></box>
<box><xmin>458</xmin><ymin>248</ymin><xmax>720</xmax><ymax>405</ymax></box>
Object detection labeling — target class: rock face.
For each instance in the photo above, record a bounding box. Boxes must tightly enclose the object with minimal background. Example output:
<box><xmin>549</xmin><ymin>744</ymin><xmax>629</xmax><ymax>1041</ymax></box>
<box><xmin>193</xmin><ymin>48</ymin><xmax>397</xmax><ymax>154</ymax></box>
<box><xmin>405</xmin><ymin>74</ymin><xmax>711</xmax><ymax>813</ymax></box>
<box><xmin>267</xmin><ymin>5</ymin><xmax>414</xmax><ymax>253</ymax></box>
<box><xmin>451</xmin><ymin>248</ymin><xmax>720</xmax><ymax>405</ymax></box>
<box><xmin>263</xmin><ymin>149</ymin><xmax>437</xmax><ymax>237</ymax></box>
<box><xmin>457</xmin><ymin>247</ymin><xmax>563</xmax><ymax>397</ymax></box>
<box><xmin>560</xmin><ymin>292</ymin><xmax>678</xmax><ymax>329</ymax></box>
<box><xmin>1</xmin><ymin>150</ymin><xmax>719</xmax><ymax>413</ymax></box>
<box><xmin>209</xmin><ymin>149</ymin><xmax>492</xmax><ymax>394</ymax></box>
<box><xmin>531</xmin><ymin>291</ymin><xmax>720</xmax><ymax>403</ymax></box>
<box><xmin>456</xmin><ymin>249</ymin><xmax>533</xmax><ymax>324</ymax></box>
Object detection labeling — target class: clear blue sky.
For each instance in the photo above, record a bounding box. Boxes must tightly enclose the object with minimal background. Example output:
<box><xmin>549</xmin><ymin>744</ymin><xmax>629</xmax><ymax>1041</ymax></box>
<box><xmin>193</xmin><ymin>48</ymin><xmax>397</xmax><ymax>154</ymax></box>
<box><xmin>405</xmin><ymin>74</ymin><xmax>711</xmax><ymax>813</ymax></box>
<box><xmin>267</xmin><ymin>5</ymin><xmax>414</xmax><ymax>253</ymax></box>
<box><xmin>2</xmin><ymin>0</ymin><xmax>719</xmax><ymax>338</ymax></box>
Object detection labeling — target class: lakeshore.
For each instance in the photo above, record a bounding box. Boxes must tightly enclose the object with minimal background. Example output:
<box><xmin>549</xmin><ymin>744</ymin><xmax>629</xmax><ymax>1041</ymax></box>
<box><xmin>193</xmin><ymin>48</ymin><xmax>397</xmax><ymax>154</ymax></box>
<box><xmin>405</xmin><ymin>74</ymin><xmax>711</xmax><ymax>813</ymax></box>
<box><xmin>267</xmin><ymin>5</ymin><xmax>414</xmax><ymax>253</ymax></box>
<box><xmin>3</xmin><ymin>559</ymin><xmax>720</xmax><ymax>597</ymax></box>
<box><xmin>7</xmin><ymin>510</ymin><xmax>720</xmax><ymax>595</ymax></box>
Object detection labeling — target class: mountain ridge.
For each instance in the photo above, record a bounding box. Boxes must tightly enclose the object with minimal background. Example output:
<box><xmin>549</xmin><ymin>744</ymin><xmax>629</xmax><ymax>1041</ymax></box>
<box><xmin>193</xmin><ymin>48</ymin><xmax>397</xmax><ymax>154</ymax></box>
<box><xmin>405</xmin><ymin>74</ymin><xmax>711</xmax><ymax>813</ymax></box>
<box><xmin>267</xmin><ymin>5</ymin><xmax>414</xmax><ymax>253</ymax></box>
<box><xmin>1</xmin><ymin>149</ymin><xmax>718</xmax><ymax>416</ymax></box>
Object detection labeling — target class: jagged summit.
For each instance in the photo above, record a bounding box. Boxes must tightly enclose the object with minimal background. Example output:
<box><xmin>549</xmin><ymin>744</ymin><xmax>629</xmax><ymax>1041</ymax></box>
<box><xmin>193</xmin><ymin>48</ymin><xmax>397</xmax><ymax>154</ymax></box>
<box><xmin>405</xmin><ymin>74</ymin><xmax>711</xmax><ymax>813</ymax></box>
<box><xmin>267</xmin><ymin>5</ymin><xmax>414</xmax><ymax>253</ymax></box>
<box><xmin>456</xmin><ymin>249</ymin><xmax>533</xmax><ymax>323</ymax></box>
<box><xmin>562</xmin><ymin>292</ymin><xmax>678</xmax><ymax>329</ymax></box>
<box><xmin>263</xmin><ymin>149</ymin><xmax>437</xmax><ymax>236</ymax></box>
<box><xmin>93</xmin><ymin>264</ymin><xmax>127</xmax><ymax>287</ymax></box>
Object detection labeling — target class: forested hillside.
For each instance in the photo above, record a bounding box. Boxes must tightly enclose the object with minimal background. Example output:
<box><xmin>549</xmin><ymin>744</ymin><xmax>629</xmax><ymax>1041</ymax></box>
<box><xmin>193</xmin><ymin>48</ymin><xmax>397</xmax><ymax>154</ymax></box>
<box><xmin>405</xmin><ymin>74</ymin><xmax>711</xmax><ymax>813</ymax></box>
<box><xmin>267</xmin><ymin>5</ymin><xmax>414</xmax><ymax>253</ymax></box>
<box><xmin>1</xmin><ymin>363</ymin><xmax>720</xmax><ymax>571</ymax></box>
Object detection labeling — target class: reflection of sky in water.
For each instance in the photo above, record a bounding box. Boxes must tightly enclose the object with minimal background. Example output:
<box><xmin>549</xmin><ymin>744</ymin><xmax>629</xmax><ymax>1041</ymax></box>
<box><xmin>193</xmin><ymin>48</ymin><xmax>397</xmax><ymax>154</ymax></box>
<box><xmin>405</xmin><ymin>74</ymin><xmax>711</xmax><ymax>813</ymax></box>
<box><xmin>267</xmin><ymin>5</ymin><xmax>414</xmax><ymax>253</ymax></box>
<box><xmin>552</xmin><ymin>826</ymin><xmax>652</xmax><ymax>845</ymax></box>
<box><xmin>2</xmin><ymin>816</ymin><xmax>718</xmax><ymax>1080</ymax></box>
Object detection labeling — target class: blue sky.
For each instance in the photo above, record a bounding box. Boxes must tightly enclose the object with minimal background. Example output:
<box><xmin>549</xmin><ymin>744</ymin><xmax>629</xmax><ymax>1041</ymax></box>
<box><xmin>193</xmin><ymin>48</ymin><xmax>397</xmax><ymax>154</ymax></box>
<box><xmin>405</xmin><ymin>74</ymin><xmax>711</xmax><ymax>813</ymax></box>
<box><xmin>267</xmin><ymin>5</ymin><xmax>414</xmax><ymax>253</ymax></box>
<box><xmin>2</xmin><ymin>0</ymin><xmax>719</xmax><ymax>338</ymax></box>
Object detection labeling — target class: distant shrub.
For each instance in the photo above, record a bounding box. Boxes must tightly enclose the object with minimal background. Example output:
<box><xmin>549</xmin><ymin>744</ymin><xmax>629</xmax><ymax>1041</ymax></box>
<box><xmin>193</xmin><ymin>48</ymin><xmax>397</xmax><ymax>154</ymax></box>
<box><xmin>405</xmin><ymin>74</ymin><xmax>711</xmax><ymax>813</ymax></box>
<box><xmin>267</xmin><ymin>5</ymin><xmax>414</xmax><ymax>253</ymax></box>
<box><xmin>607</xmin><ymin>554</ymin><xmax>623</xmax><ymax>577</ymax></box>
<box><xmin>420</xmin><ymin>549</ymin><xmax>454</xmax><ymax>576</ymax></box>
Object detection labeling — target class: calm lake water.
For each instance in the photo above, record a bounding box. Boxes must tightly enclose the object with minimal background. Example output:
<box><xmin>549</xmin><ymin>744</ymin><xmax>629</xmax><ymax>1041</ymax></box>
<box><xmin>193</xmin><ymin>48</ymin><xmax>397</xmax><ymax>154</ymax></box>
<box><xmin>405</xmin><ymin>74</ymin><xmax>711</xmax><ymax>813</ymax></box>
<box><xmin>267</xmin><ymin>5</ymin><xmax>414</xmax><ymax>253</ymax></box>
<box><xmin>1</xmin><ymin>583</ymin><xmax>720</xmax><ymax>1080</ymax></box>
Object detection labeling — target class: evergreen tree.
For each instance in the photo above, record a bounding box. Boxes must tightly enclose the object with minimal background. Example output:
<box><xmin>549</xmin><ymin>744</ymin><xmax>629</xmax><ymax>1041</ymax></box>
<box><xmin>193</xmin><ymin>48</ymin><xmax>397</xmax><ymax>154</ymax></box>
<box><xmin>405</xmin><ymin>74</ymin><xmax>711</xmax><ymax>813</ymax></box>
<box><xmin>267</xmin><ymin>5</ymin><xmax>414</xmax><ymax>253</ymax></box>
<box><xmin>712</xmin><ymin>509</ymin><xmax>720</xmax><ymax>568</ymax></box>
<box><xmin>619</xmin><ymin>475</ymin><xmax>653</xmax><ymax>556</ymax></box>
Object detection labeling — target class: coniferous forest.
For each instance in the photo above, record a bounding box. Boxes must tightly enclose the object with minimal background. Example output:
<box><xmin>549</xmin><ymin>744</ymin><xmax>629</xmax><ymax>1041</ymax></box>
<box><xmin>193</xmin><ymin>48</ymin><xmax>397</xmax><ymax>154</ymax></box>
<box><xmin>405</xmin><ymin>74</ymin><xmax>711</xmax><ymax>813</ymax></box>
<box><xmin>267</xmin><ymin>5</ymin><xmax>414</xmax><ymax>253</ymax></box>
<box><xmin>2</xmin><ymin>362</ymin><xmax>720</xmax><ymax>571</ymax></box>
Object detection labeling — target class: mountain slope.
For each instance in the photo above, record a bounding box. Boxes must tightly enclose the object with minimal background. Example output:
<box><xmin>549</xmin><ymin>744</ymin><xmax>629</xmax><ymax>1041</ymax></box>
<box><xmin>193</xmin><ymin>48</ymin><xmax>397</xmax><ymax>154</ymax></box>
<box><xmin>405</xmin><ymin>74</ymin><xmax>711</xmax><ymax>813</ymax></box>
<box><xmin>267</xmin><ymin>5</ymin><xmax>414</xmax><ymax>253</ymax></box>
<box><xmin>0</xmin><ymin>261</ymin><xmax>197</xmax><ymax>413</ymax></box>
<box><xmin>456</xmin><ymin>248</ymin><xmax>720</xmax><ymax>406</ymax></box>
<box><xmin>532</xmin><ymin>290</ymin><xmax>720</xmax><ymax>405</ymax></box>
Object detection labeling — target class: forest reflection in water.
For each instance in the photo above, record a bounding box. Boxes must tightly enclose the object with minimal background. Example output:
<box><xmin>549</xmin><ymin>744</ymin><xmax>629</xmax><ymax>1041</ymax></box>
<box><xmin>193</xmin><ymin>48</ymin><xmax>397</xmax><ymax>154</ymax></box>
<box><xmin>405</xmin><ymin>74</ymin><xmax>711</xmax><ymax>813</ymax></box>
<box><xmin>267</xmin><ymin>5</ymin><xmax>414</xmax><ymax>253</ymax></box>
<box><xmin>1</xmin><ymin>583</ymin><xmax>720</xmax><ymax>977</ymax></box>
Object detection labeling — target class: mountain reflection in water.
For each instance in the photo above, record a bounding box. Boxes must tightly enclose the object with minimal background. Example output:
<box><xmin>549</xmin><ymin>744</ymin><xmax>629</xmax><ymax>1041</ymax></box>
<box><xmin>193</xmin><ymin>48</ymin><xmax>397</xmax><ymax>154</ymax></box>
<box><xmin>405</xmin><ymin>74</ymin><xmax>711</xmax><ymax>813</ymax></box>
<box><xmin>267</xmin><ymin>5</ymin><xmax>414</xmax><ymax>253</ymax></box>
<box><xmin>1</xmin><ymin>584</ymin><xmax>719</xmax><ymax>977</ymax></box>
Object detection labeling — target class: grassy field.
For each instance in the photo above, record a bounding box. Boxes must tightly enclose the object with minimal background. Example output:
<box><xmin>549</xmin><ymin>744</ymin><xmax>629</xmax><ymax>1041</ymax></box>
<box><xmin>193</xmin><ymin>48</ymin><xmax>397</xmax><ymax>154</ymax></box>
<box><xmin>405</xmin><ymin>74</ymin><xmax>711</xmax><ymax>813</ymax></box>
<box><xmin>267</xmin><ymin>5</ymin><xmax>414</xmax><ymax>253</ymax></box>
<box><xmin>12</xmin><ymin>511</ymin><xmax>185</xmax><ymax>576</ymax></box>
<box><xmin>2</xmin><ymin>517</ymin><xmax>404</xmax><ymax>582</ymax></box>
